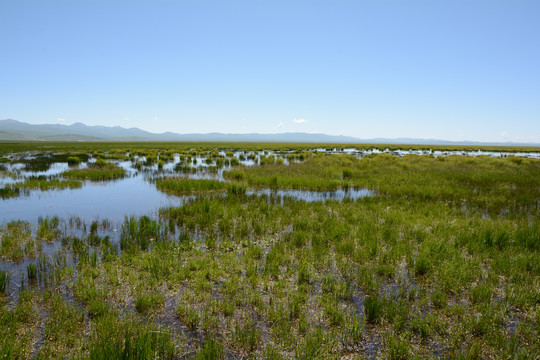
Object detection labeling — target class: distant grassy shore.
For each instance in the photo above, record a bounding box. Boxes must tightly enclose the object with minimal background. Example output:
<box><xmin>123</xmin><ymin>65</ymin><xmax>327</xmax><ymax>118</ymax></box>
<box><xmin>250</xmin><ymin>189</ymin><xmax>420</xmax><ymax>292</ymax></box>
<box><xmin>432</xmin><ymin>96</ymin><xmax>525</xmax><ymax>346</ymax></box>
<box><xmin>0</xmin><ymin>141</ymin><xmax>539</xmax><ymax>155</ymax></box>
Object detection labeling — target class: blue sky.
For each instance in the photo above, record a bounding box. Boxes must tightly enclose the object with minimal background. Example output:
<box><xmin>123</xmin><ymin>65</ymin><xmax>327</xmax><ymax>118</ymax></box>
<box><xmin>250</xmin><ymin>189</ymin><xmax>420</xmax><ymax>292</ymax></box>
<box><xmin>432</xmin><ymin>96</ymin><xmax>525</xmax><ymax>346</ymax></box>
<box><xmin>1</xmin><ymin>0</ymin><xmax>539</xmax><ymax>142</ymax></box>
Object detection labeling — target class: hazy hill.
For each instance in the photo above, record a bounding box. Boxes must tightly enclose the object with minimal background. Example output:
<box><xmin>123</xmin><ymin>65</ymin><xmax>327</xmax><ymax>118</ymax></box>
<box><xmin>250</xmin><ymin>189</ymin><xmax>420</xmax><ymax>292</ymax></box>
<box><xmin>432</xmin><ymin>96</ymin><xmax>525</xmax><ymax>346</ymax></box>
<box><xmin>0</xmin><ymin>119</ymin><xmax>362</xmax><ymax>142</ymax></box>
<box><xmin>1</xmin><ymin>119</ymin><xmax>538</xmax><ymax>146</ymax></box>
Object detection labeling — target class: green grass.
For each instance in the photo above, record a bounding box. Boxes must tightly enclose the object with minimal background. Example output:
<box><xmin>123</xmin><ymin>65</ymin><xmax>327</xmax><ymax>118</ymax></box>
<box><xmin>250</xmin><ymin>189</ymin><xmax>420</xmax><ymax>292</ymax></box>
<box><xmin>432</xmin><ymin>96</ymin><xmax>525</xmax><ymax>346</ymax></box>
<box><xmin>27</xmin><ymin>263</ymin><xmax>37</xmax><ymax>280</ymax></box>
<box><xmin>1</xmin><ymin>141</ymin><xmax>538</xmax><ymax>156</ymax></box>
<box><xmin>85</xmin><ymin>314</ymin><xmax>176</xmax><ymax>359</ymax></box>
<box><xmin>37</xmin><ymin>216</ymin><xmax>60</xmax><ymax>243</ymax></box>
<box><xmin>62</xmin><ymin>159</ymin><xmax>126</xmax><ymax>180</ymax></box>
<box><xmin>364</xmin><ymin>294</ymin><xmax>384</xmax><ymax>324</ymax></box>
<box><xmin>135</xmin><ymin>292</ymin><xmax>165</xmax><ymax>313</ymax></box>
<box><xmin>67</xmin><ymin>156</ymin><xmax>82</xmax><ymax>164</ymax></box>
<box><xmin>195</xmin><ymin>336</ymin><xmax>225</xmax><ymax>360</ymax></box>
<box><xmin>0</xmin><ymin>221</ymin><xmax>33</xmax><ymax>261</ymax></box>
<box><xmin>120</xmin><ymin>215</ymin><xmax>165</xmax><ymax>251</ymax></box>
<box><xmin>156</xmin><ymin>177</ymin><xmax>226</xmax><ymax>194</ymax></box>
<box><xmin>0</xmin><ymin>289</ymin><xmax>38</xmax><ymax>358</ymax></box>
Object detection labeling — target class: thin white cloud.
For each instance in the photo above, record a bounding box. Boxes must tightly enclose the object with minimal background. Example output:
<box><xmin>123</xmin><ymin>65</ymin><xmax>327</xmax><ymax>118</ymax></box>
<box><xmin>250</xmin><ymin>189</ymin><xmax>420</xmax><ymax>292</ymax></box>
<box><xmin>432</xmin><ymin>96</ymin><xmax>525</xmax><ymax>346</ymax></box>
<box><xmin>293</xmin><ymin>118</ymin><xmax>308</xmax><ymax>124</ymax></box>
<box><xmin>498</xmin><ymin>131</ymin><xmax>540</xmax><ymax>143</ymax></box>
<box><xmin>276</xmin><ymin>122</ymin><xmax>284</xmax><ymax>129</ymax></box>
<box><xmin>511</xmin><ymin>134</ymin><xmax>540</xmax><ymax>143</ymax></box>
<box><xmin>153</xmin><ymin>117</ymin><xmax>159</xmax><ymax>121</ymax></box>
<box><xmin>57</xmin><ymin>118</ymin><xmax>66</xmax><ymax>123</ymax></box>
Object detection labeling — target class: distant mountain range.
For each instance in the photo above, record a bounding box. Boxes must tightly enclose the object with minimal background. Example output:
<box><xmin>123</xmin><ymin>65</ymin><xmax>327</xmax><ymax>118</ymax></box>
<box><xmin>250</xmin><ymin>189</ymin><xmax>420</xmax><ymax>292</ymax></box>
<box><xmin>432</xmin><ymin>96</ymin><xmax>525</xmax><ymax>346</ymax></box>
<box><xmin>1</xmin><ymin>119</ymin><xmax>538</xmax><ymax>146</ymax></box>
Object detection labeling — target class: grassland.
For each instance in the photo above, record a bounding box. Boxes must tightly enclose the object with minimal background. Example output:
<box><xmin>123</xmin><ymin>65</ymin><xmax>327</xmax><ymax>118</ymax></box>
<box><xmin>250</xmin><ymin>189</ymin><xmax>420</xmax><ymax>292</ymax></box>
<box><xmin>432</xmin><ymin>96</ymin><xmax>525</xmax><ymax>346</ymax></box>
<box><xmin>0</xmin><ymin>142</ymin><xmax>538</xmax><ymax>359</ymax></box>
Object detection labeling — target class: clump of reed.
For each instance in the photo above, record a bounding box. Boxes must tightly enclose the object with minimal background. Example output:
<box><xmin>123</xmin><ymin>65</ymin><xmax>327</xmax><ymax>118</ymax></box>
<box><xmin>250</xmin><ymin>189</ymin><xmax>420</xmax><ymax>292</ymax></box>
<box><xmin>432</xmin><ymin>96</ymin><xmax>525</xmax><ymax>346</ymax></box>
<box><xmin>27</xmin><ymin>264</ymin><xmax>37</xmax><ymax>281</ymax></box>
<box><xmin>0</xmin><ymin>271</ymin><xmax>10</xmax><ymax>293</ymax></box>
<box><xmin>67</xmin><ymin>156</ymin><xmax>81</xmax><ymax>165</ymax></box>
<box><xmin>37</xmin><ymin>216</ymin><xmax>60</xmax><ymax>242</ymax></box>
<box><xmin>135</xmin><ymin>292</ymin><xmax>165</xmax><ymax>313</ymax></box>
<box><xmin>120</xmin><ymin>215</ymin><xmax>165</xmax><ymax>251</ymax></box>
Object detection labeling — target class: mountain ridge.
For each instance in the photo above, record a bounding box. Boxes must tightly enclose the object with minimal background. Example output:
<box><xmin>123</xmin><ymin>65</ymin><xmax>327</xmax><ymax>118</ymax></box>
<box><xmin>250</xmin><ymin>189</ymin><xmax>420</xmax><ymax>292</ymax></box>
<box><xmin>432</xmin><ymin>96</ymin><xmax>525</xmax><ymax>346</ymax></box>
<box><xmin>1</xmin><ymin>119</ymin><xmax>538</xmax><ymax>146</ymax></box>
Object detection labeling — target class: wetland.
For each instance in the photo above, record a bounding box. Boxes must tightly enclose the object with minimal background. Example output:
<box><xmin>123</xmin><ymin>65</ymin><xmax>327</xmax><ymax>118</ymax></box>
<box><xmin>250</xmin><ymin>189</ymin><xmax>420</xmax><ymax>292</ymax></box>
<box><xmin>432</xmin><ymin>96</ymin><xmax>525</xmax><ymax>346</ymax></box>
<box><xmin>0</xmin><ymin>142</ymin><xmax>539</xmax><ymax>359</ymax></box>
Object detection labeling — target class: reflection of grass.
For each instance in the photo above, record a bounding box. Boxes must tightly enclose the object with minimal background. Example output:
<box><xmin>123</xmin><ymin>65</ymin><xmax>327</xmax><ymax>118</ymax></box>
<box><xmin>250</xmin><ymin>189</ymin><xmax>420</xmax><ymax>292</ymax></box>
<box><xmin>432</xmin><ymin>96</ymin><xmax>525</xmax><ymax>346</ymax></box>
<box><xmin>0</xmin><ymin>187</ymin><xmax>20</xmax><ymax>199</ymax></box>
<box><xmin>63</xmin><ymin>159</ymin><xmax>126</xmax><ymax>180</ymax></box>
<box><xmin>7</xmin><ymin>178</ymin><xmax>82</xmax><ymax>191</ymax></box>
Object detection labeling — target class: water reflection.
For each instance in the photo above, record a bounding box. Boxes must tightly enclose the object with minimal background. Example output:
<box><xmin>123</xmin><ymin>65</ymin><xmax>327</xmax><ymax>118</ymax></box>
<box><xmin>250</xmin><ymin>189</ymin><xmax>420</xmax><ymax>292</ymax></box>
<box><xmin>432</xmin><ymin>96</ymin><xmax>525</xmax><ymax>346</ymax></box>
<box><xmin>0</xmin><ymin>176</ymin><xmax>184</xmax><ymax>223</ymax></box>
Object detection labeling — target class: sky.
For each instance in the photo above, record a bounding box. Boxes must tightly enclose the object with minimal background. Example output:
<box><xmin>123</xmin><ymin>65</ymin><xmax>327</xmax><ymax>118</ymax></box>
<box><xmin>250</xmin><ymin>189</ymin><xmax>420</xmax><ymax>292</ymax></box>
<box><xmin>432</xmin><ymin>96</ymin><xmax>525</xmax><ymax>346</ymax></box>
<box><xmin>1</xmin><ymin>0</ymin><xmax>539</xmax><ymax>143</ymax></box>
